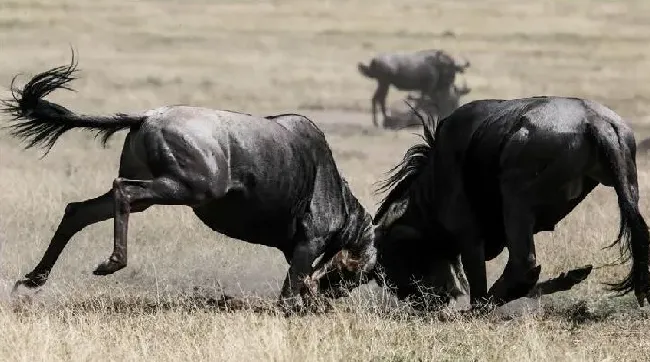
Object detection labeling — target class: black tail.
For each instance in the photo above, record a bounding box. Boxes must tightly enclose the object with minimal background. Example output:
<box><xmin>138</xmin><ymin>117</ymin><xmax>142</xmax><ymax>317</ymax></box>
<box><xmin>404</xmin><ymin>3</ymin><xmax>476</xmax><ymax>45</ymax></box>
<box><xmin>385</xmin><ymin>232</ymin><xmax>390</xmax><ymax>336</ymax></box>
<box><xmin>1</xmin><ymin>50</ymin><xmax>146</xmax><ymax>155</ymax></box>
<box><xmin>357</xmin><ymin>62</ymin><xmax>375</xmax><ymax>79</ymax></box>
<box><xmin>589</xmin><ymin>122</ymin><xmax>650</xmax><ymax>298</ymax></box>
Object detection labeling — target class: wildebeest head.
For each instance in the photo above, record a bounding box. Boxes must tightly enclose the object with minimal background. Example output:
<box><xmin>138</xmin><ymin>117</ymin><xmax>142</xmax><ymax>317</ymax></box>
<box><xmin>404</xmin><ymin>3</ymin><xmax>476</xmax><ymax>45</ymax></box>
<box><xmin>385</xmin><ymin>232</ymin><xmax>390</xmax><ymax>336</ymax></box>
<box><xmin>434</xmin><ymin>51</ymin><xmax>470</xmax><ymax>74</ymax></box>
<box><xmin>371</xmin><ymin>197</ymin><xmax>468</xmax><ymax>309</ymax></box>
<box><xmin>303</xmin><ymin>221</ymin><xmax>378</xmax><ymax>300</ymax></box>
<box><xmin>303</xmin><ymin>220</ymin><xmax>467</xmax><ymax>309</ymax></box>
<box><xmin>304</xmin><ymin>108</ymin><xmax>468</xmax><ymax>307</ymax></box>
<box><xmin>304</xmin><ymin>247</ymin><xmax>375</xmax><ymax>299</ymax></box>
<box><xmin>369</xmin><ymin>108</ymin><xmax>469</xmax><ymax>309</ymax></box>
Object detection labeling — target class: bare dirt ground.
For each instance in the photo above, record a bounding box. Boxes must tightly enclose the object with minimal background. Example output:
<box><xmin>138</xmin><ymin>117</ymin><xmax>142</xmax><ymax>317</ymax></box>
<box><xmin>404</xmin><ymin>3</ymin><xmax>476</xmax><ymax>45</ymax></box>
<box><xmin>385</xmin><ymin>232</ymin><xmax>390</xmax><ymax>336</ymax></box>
<box><xmin>2</xmin><ymin>0</ymin><xmax>650</xmax><ymax>360</ymax></box>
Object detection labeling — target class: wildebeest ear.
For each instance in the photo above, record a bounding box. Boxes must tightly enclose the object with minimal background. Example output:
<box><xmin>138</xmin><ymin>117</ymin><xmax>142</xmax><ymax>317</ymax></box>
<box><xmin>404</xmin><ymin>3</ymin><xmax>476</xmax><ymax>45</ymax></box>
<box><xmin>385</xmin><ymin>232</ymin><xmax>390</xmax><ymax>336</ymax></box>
<box><xmin>374</xmin><ymin>197</ymin><xmax>408</xmax><ymax>227</ymax></box>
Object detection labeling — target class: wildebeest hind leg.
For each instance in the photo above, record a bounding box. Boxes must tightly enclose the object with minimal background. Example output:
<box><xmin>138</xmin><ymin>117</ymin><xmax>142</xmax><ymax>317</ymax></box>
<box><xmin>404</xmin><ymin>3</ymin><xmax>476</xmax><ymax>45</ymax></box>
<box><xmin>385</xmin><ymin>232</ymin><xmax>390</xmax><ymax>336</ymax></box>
<box><xmin>93</xmin><ymin>176</ymin><xmax>204</xmax><ymax>275</ymax></box>
<box><xmin>14</xmin><ymin>191</ymin><xmax>117</xmax><ymax>290</ymax></box>
<box><xmin>488</xmin><ymin>195</ymin><xmax>541</xmax><ymax>305</ymax></box>
<box><xmin>527</xmin><ymin>264</ymin><xmax>593</xmax><ymax>297</ymax></box>
<box><xmin>461</xmin><ymin>237</ymin><xmax>489</xmax><ymax>308</ymax></box>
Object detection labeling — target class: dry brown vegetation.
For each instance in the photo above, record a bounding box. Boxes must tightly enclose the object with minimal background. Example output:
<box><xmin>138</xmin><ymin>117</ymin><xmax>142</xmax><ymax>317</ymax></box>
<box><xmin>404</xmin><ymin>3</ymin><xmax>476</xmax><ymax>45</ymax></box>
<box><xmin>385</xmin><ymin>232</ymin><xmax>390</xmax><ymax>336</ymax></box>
<box><xmin>2</xmin><ymin>0</ymin><xmax>650</xmax><ymax>360</ymax></box>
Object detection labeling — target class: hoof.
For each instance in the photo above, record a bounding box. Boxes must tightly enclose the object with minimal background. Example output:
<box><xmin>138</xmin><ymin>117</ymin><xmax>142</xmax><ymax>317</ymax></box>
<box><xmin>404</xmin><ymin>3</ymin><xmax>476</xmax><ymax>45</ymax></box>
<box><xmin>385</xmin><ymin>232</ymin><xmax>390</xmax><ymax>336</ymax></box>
<box><xmin>93</xmin><ymin>259</ymin><xmax>126</xmax><ymax>276</ymax></box>
<box><xmin>277</xmin><ymin>296</ymin><xmax>306</xmax><ymax>316</ymax></box>
<box><xmin>300</xmin><ymin>276</ymin><xmax>319</xmax><ymax>299</ymax></box>
<box><xmin>461</xmin><ymin>303</ymin><xmax>495</xmax><ymax>318</ymax></box>
<box><xmin>12</xmin><ymin>278</ymin><xmax>41</xmax><ymax>294</ymax></box>
<box><xmin>635</xmin><ymin>289</ymin><xmax>650</xmax><ymax>308</ymax></box>
<box><xmin>12</xmin><ymin>271</ymin><xmax>48</xmax><ymax>293</ymax></box>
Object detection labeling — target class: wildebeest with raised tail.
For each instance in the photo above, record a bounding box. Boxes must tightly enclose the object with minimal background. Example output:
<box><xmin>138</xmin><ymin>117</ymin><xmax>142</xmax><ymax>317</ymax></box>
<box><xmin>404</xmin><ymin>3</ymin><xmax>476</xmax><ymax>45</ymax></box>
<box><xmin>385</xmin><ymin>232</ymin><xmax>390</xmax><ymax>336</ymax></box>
<box><xmin>357</xmin><ymin>49</ymin><xmax>470</xmax><ymax>128</ymax></box>
<box><xmin>1</xmin><ymin>51</ymin><xmax>377</xmax><ymax>312</ymax></box>
<box><xmin>364</xmin><ymin>97</ymin><xmax>648</xmax><ymax>311</ymax></box>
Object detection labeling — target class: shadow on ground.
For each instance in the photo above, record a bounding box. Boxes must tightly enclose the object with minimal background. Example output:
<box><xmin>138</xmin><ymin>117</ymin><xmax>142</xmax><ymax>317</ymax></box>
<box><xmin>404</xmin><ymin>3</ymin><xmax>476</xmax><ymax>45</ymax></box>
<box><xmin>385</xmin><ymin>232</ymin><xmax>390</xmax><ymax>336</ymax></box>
<box><xmin>5</xmin><ymin>281</ymin><xmax>649</xmax><ymax>327</ymax></box>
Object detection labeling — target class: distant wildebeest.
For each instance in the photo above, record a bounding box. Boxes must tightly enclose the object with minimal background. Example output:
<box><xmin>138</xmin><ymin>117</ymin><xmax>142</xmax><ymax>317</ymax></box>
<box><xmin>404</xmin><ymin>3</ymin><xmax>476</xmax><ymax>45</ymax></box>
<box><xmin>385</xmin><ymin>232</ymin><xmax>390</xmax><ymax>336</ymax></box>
<box><xmin>322</xmin><ymin>96</ymin><xmax>649</xmax><ymax>311</ymax></box>
<box><xmin>1</xmin><ymin>52</ymin><xmax>377</xmax><ymax>312</ymax></box>
<box><xmin>383</xmin><ymin>80</ymin><xmax>471</xmax><ymax>130</ymax></box>
<box><xmin>357</xmin><ymin>49</ymin><xmax>470</xmax><ymax>128</ymax></box>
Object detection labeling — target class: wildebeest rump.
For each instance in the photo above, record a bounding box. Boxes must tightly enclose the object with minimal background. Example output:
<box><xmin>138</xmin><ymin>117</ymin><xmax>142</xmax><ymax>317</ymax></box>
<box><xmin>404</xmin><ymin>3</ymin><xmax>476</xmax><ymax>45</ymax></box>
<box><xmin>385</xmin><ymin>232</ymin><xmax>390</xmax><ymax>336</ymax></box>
<box><xmin>357</xmin><ymin>49</ymin><xmax>470</xmax><ymax>128</ymax></box>
<box><xmin>371</xmin><ymin>96</ymin><xmax>650</xmax><ymax>310</ymax></box>
<box><xmin>1</xmin><ymin>52</ymin><xmax>377</xmax><ymax>311</ymax></box>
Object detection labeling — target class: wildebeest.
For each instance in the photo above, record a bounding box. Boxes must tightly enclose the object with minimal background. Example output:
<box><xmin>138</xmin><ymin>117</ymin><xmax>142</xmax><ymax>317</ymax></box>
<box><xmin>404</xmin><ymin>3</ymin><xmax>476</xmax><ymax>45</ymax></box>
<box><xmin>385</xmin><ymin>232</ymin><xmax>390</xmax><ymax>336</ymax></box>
<box><xmin>383</xmin><ymin>80</ymin><xmax>471</xmax><ymax>130</ymax></box>
<box><xmin>361</xmin><ymin>96</ymin><xmax>649</xmax><ymax>311</ymax></box>
<box><xmin>357</xmin><ymin>49</ymin><xmax>470</xmax><ymax>128</ymax></box>
<box><xmin>1</xmin><ymin>52</ymin><xmax>377</xmax><ymax>312</ymax></box>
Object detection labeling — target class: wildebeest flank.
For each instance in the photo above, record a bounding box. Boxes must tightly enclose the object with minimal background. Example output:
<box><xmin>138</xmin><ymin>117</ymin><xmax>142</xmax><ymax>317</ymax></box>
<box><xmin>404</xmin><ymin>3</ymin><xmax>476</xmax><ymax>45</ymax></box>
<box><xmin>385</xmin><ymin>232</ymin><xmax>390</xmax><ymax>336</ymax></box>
<box><xmin>357</xmin><ymin>49</ymin><xmax>470</xmax><ymax>128</ymax></box>
<box><xmin>1</xmin><ymin>51</ymin><xmax>377</xmax><ymax>312</ymax></box>
<box><xmin>371</xmin><ymin>96</ymin><xmax>650</xmax><ymax>311</ymax></box>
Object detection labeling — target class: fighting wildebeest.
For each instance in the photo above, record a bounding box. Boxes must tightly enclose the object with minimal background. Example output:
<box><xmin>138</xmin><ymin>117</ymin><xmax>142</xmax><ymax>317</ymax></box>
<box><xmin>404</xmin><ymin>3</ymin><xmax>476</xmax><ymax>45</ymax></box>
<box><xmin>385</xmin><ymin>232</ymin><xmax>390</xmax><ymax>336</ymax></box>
<box><xmin>357</xmin><ymin>49</ymin><xmax>470</xmax><ymax>128</ymax></box>
<box><xmin>374</xmin><ymin>96</ymin><xmax>649</xmax><ymax>309</ymax></box>
<box><xmin>1</xmin><ymin>52</ymin><xmax>377</xmax><ymax>312</ymax></box>
<box><xmin>341</xmin><ymin>96</ymin><xmax>649</xmax><ymax>311</ymax></box>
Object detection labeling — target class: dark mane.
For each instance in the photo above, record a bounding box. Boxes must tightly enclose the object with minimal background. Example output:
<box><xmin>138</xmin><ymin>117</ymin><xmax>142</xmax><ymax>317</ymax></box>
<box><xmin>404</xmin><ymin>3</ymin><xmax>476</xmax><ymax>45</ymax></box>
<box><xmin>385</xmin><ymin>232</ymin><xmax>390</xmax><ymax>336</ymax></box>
<box><xmin>373</xmin><ymin>102</ymin><xmax>437</xmax><ymax>223</ymax></box>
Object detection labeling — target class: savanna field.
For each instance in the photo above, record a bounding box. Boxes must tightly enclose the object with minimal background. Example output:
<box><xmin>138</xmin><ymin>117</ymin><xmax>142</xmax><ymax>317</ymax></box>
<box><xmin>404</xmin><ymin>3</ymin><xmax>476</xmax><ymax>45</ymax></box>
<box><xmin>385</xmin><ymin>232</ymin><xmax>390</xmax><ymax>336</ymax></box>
<box><xmin>3</xmin><ymin>0</ymin><xmax>650</xmax><ymax>360</ymax></box>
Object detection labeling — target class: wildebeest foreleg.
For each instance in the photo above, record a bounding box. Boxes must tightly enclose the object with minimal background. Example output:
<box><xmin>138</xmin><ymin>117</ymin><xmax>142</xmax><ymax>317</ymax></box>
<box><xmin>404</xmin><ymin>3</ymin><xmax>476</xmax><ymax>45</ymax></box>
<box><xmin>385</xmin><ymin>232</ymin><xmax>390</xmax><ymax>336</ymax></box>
<box><xmin>93</xmin><ymin>176</ymin><xmax>202</xmax><ymax>275</ymax></box>
<box><xmin>372</xmin><ymin>82</ymin><xmax>389</xmax><ymax>128</ymax></box>
<box><xmin>279</xmin><ymin>238</ymin><xmax>323</xmax><ymax>311</ymax></box>
<box><xmin>14</xmin><ymin>191</ymin><xmax>117</xmax><ymax>290</ymax></box>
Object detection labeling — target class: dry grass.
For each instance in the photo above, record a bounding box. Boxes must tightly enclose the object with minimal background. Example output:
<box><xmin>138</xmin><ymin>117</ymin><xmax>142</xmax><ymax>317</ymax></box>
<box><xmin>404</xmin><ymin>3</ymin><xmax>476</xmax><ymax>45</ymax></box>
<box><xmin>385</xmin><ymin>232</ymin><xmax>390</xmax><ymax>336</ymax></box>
<box><xmin>2</xmin><ymin>0</ymin><xmax>650</xmax><ymax>360</ymax></box>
